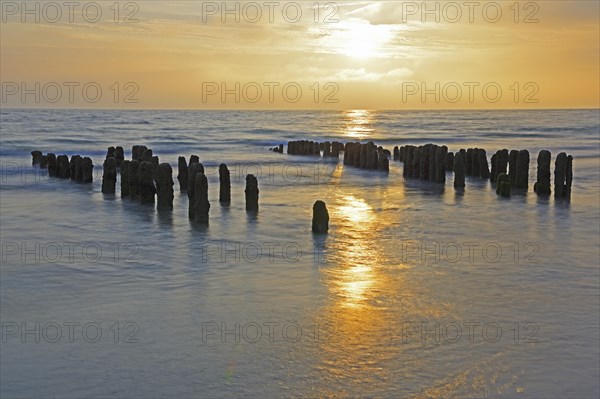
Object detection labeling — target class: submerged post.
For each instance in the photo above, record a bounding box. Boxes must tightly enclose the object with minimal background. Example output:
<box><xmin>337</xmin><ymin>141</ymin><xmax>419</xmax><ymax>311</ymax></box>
<box><xmin>120</xmin><ymin>160</ymin><xmax>130</xmax><ymax>197</ymax></box>
<box><xmin>177</xmin><ymin>156</ymin><xmax>188</xmax><ymax>191</ymax></box>
<box><xmin>101</xmin><ymin>157</ymin><xmax>117</xmax><ymax>193</ymax></box>
<box><xmin>31</xmin><ymin>151</ymin><xmax>42</xmax><ymax>165</ymax></box>
<box><xmin>496</xmin><ymin>173</ymin><xmax>511</xmax><ymax>197</ymax></box>
<box><xmin>245</xmin><ymin>174</ymin><xmax>259</xmax><ymax>211</ymax></box>
<box><xmin>188</xmin><ymin>163</ymin><xmax>204</xmax><ymax>219</ymax></box>
<box><xmin>156</xmin><ymin>163</ymin><xmax>174</xmax><ymax>210</ymax></box>
<box><xmin>138</xmin><ymin>161</ymin><xmax>156</xmax><ymax>204</ymax></box>
<box><xmin>82</xmin><ymin>157</ymin><xmax>93</xmax><ymax>183</ymax></box>
<box><xmin>194</xmin><ymin>173</ymin><xmax>210</xmax><ymax>223</ymax></box>
<box><xmin>312</xmin><ymin>200</ymin><xmax>329</xmax><ymax>234</ymax></box>
<box><xmin>534</xmin><ymin>150</ymin><xmax>551</xmax><ymax>196</ymax></box>
<box><xmin>219</xmin><ymin>163</ymin><xmax>231</xmax><ymax>203</ymax></box>
<box><xmin>128</xmin><ymin>160</ymin><xmax>139</xmax><ymax>199</ymax></box>
<box><xmin>453</xmin><ymin>151</ymin><xmax>465</xmax><ymax>188</ymax></box>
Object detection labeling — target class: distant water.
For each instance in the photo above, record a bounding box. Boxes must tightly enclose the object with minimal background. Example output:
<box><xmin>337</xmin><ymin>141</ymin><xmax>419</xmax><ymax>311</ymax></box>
<box><xmin>1</xmin><ymin>109</ymin><xmax>599</xmax><ymax>398</ymax></box>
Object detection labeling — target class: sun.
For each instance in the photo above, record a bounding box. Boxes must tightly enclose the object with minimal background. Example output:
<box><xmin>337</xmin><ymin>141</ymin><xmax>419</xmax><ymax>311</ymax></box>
<box><xmin>338</xmin><ymin>21</ymin><xmax>393</xmax><ymax>59</ymax></box>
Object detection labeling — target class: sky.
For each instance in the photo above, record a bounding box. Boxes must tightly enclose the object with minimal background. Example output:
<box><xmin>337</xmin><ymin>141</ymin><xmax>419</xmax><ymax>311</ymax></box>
<box><xmin>1</xmin><ymin>0</ymin><xmax>599</xmax><ymax>109</ymax></box>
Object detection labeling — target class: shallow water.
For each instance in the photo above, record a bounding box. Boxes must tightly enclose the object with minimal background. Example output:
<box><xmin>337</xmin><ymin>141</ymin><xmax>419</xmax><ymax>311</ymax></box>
<box><xmin>1</xmin><ymin>109</ymin><xmax>599</xmax><ymax>398</ymax></box>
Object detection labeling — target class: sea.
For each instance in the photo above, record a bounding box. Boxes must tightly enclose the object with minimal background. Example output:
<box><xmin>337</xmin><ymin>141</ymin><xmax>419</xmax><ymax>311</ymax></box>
<box><xmin>1</xmin><ymin>108</ymin><xmax>599</xmax><ymax>398</ymax></box>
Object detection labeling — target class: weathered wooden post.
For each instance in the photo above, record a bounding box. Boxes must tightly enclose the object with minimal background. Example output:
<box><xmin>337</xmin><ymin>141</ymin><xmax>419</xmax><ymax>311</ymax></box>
<box><xmin>453</xmin><ymin>151</ymin><xmax>465</xmax><ymax>188</ymax></box>
<box><xmin>115</xmin><ymin>146</ymin><xmax>124</xmax><ymax>167</ymax></box>
<box><xmin>101</xmin><ymin>157</ymin><xmax>117</xmax><ymax>193</ymax></box>
<box><xmin>219</xmin><ymin>163</ymin><xmax>231</xmax><ymax>203</ymax></box>
<box><xmin>138</xmin><ymin>161</ymin><xmax>156</xmax><ymax>204</ymax></box>
<box><xmin>188</xmin><ymin>163</ymin><xmax>204</xmax><ymax>219</ymax></box>
<box><xmin>120</xmin><ymin>160</ymin><xmax>130</xmax><ymax>197</ymax></box>
<box><xmin>81</xmin><ymin>157</ymin><xmax>93</xmax><ymax>183</ymax></box>
<box><xmin>156</xmin><ymin>163</ymin><xmax>174</xmax><ymax>210</ymax></box>
<box><xmin>177</xmin><ymin>156</ymin><xmax>188</xmax><ymax>191</ymax></box>
<box><xmin>554</xmin><ymin>152</ymin><xmax>573</xmax><ymax>198</ymax></box>
<box><xmin>496</xmin><ymin>173</ymin><xmax>511</xmax><ymax>197</ymax></box>
<box><xmin>534</xmin><ymin>150</ymin><xmax>551</xmax><ymax>196</ymax></box>
<box><xmin>128</xmin><ymin>160</ymin><xmax>139</xmax><ymax>198</ymax></box>
<box><xmin>31</xmin><ymin>151</ymin><xmax>42</xmax><ymax>165</ymax></box>
<box><xmin>515</xmin><ymin>150</ymin><xmax>530</xmax><ymax>190</ymax></box>
<box><xmin>312</xmin><ymin>200</ymin><xmax>329</xmax><ymax>234</ymax></box>
<box><xmin>47</xmin><ymin>153</ymin><xmax>57</xmax><ymax>177</ymax></box>
<box><xmin>245</xmin><ymin>174</ymin><xmax>259</xmax><ymax>211</ymax></box>
<box><xmin>194</xmin><ymin>173</ymin><xmax>210</xmax><ymax>223</ymax></box>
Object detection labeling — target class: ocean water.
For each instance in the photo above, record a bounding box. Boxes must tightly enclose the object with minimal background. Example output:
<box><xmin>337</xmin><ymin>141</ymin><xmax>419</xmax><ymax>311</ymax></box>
<box><xmin>0</xmin><ymin>109</ymin><xmax>599</xmax><ymax>398</ymax></box>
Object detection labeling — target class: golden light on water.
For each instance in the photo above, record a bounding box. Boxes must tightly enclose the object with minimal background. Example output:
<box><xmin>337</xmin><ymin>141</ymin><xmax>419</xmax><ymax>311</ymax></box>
<box><xmin>342</xmin><ymin>110</ymin><xmax>375</xmax><ymax>139</ymax></box>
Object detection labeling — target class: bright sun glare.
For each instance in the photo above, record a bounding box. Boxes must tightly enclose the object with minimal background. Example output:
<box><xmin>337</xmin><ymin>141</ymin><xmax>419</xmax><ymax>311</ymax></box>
<box><xmin>339</xmin><ymin>22</ymin><xmax>393</xmax><ymax>59</ymax></box>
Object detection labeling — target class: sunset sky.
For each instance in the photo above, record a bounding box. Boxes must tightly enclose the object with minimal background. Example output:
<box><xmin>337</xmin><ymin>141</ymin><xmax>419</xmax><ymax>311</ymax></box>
<box><xmin>1</xmin><ymin>0</ymin><xmax>599</xmax><ymax>109</ymax></box>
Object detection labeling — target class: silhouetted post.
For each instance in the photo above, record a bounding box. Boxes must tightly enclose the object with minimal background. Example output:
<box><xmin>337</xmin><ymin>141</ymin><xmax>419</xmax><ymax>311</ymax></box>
<box><xmin>377</xmin><ymin>149</ymin><xmax>389</xmax><ymax>172</ymax></box>
<box><xmin>70</xmin><ymin>155</ymin><xmax>81</xmax><ymax>181</ymax></box>
<box><xmin>219</xmin><ymin>163</ymin><xmax>231</xmax><ymax>203</ymax></box>
<box><xmin>57</xmin><ymin>155</ymin><xmax>70</xmax><ymax>178</ymax></box>
<box><xmin>509</xmin><ymin>150</ymin><xmax>519</xmax><ymax>186</ymax></box>
<box><xmin>534</xmin><ymin>150</ymin><xmax>551</xmax><ymax>196</ymax></box>
<box><xmin>413</xmin><ymin>146</ymin><xmax>421</xmax><ymax>179</ymax></box>
<box><xmin>82</xmin><ymin>157</ymin><xmax>93</xmax><ymax>183</ymax></box>
<box><xmin>189</xmin><ymin>155</ymin><xmax>200</xmax><ymax>166</ymax></box>
<box><xmin>435</xmin><ymin>146</ymin><xmax>447</xmax><ymax>183</ymax></box>
<box><xmin>323</xmin><ymin>142</ymin><xmax>331</xmax><ymax>157</ymax></box>
<box><xmin>278</xmin><ymin>144</ymin><xmax>284</xmax><ymax>153</ymax></box>
<box><xmin>554</xmin><ymin>152</ymin><xmax>573</xmax><ymax>198</ymax></box>
<box><xmin>393</xmin><ymin>146</ymin><xmax>399</xmax><ymax>161</ymax></box>
<box><xmin>128</xmin><ymin>160</ymin><xmax>139</xmax><ymax>198</ymax></box>
<box><xmin>465</xmin><ymin>148</ymin><xmax>473</xmax><ymax>176</ymax></box>
<box><xmin>101</xmin><ymin>157</ymin><xmax>117</xmax><ymax>193</ymax></box>
<box><xmin>115</xmin><ymin>146</ymin><xmax>124</xmax><ymax>167</ymax></box>
<box><xmin>245</xmin><ymin>174</ymin><xmax>259</xmax><ymax>211</ymax></box>
<box><xmin>120</xmin><ymin>160</ymin><xmax>130</xmax><ymax>197</ymax></box>
<box><xmin>106</xmin><ymin>146</ymin><xmax>116</xmax><ymax>160</ymax></box>
<box><xmin>40</xmin><ymin>155</ymin><xmax>48</xmax><ymax>169</ymax></box>
<box><xmin>479</xmin><ymin>149</ymin><xmax>490</xmax><ymax>179</ymax></box>
<box><xmin>404</xmin><ymin>146</ymin><xmax>414</xmax><ymax>178</ymax></box>
<box><xmin>312</xmin><ymin>200</ymin><xmax>329</xmax><ymax>234</ymax></box>
<box><xmin>428</xmin><ymin>144</ymin><xmax>438</xmax><ymax>181</ymax></box>
<box><xmin>138</xmin><ymin>161</ymin><xmax>156</xmax><ymax>204</ymax></box>
<box><xmin>496</xmin><ymin>173</ymin><xmax>511</xmax><ymax>197</ymax></box>
<box><xmin>515</xmin><ymin>150</ymin><xmax>530</xmax><ymax>190</ymax></box>
<box><xmin>31</xmin><ymin>151</ymin><xmax>42</xmax><ymax>165</ymax></box>
<box><xmin>445</xmin><ymin>151</ymin><xmax>454</xmax><ymax>171</ymax></box>
<box><xmin>156</xmin><ymin>163</ymin><xmax>174</xmax><ymax>210</ymax></box>
<box><xmin>453</xmin><ymin>151</ymin><xmax>465</xmax><ymax>188</ymax></box>
<box><xmin>177</xmin><ymin>156</ymin><xmax>188</xmax><ymax>191</ymax></box>
<box><xmin>47</xmin><ymin>153</ymin><xmax>57</xmax><ymax>177</ymax></box>
<box><xmin>188</xmin><ymin>163</ymin><xmax>204</xmax><ymax>219</ymax></box>
<box><xmin>194</xmin><ymin>173</ymin><xmax>210</xmax><ymax>223</ymax></box>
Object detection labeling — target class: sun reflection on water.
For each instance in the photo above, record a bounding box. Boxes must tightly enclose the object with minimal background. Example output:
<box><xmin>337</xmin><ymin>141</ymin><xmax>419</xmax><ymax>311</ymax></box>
<box><xmin>342</xmin><ymin>110</ymin><xmax>375</xmax><ymax>139</ymax></box>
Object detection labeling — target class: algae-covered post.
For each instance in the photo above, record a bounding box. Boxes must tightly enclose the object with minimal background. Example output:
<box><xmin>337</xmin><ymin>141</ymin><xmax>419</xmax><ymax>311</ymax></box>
<box><xmin>312</xmin><ymin>200</ymin><xmax>329</xmax><ymax>234</ymax></box>
<box><xmin>245</xmin><ymin>174</ymin><xmax>259</xmax><ymax>211</ymax></box>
